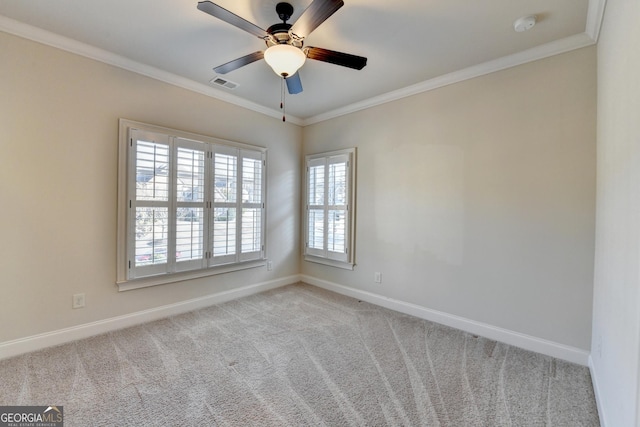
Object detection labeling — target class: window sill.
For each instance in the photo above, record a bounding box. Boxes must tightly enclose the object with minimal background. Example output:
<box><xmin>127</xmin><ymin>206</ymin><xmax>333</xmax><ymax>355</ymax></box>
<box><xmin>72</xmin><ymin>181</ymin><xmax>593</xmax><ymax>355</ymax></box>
<box><xmin>304</xmin><ymin>255</ymin><xmax>355</xmax><ymax>270</ymax></box>
<box><xmin>117</xmin><ymin>260</ymin><xmax>266</xmax><ymax>291</ymax></box>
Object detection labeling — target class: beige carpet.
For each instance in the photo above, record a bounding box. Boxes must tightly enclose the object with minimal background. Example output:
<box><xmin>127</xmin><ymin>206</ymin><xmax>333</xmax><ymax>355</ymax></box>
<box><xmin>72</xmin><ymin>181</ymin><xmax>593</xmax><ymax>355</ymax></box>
<box><xmin>0</xmin><ymin>283</ymin><xmax>599</xmax><ymax>426</ymax></box>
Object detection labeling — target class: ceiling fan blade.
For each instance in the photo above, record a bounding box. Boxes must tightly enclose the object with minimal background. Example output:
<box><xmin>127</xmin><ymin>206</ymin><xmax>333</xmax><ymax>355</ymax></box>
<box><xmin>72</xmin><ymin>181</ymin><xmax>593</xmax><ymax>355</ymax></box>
<box><xmin>290</xmin><ymin>0</ymin><xmax>344</xmax><ymax>38</ymax></box>
<box><xmin>197</xmin><ymin>1</ymin><xmax>269</xmax><ymax>39</ymax></box>
<box><xmin>213</xmin><ymin>51</ymin><xmax>264</xmax><ymax>74</ymax></box>
<box><xmin>305</xmin><ymin>47</ymin><xmax>367</xmax><ymax>70</ymax></box>
<box><xmin>286</xmin><ymin>73</ymin><xmax>303</xmax><ymax>94</ymax></box>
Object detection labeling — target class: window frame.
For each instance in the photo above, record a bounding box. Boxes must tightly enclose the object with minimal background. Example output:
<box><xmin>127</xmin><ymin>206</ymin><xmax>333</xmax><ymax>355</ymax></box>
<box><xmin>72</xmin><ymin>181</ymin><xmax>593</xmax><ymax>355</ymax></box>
<box><xmin>117</xmin><ymin>119</ymin><xmax>267</xmax><ymax>291</ymax></box>
<box><xmin>303</xmin><ymin>148</ymin><xmax>356</xmax><ymax>270</ymax></box>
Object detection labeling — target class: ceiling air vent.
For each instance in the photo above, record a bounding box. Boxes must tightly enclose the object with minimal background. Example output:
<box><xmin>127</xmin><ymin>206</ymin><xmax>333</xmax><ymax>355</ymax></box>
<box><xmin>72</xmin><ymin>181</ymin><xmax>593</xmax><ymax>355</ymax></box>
<box><xmin>209</xmin><ymin>76</ymin><xmax>239</xmax><ymax>90</ymax></box>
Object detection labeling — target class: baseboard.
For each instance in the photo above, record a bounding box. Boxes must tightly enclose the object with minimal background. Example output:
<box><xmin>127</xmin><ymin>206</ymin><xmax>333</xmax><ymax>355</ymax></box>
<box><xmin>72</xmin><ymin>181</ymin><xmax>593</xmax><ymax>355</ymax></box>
<box><xmin>1</xmin><ymin>274</ymin><xmax>591</xmax><ymax>367</ymax></box>
<box><xmin>0</xmin><ymin>275</ymin><xmax>300</xmax><ymax>360</ymax></box>
<box><xmin>588</xmin><ymin>355</ymin><xmax>608</xmax><ymax>427</ymax></box>
<box><xmin>301</xmin><ymin>275</ymin><xmax>590</xmax><ymax>366</ymax></box>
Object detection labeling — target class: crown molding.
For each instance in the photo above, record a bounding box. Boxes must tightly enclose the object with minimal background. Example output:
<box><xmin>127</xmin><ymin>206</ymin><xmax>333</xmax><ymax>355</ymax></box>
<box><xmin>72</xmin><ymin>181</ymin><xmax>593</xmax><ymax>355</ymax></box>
<box><xmin>303</xmin><ymin>32</ymin><xmax>596</xmax><ymax>126</ymax></box>
<box><xmin>2</xmin><ymin>0</ymin><xmax>605</xmax><ymax>128</ymax></box>
<box><xmin>303</xmin><ymin>0</ymin><xmax>606</xmax><ymax>126</ymax></box>
<box><xmin>586</xmin><ymin>0</ymin><xmax>607</xmax><ymax>41</ymax></box>
<box><xmin>0</xmin><ymin>15</ymin><xmax>304</xmax><ymax>126</ymax></box>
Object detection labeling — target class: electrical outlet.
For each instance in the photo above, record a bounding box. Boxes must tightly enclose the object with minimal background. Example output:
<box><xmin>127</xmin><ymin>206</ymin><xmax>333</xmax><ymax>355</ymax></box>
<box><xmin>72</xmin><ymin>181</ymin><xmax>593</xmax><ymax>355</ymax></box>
<box><xmin>267</xmin><ymin>261</ymin><xmax>273</xmax><ymax>271</ymax></box>
<box><xmin>374</xmin><ymin>272</ymin><xmax>382</xmax><ymax>283</ymax></box>
<box><xmin>72</xmin><ymin>293</ymin><xmax>85</xmax><ymax>309</ymax></box>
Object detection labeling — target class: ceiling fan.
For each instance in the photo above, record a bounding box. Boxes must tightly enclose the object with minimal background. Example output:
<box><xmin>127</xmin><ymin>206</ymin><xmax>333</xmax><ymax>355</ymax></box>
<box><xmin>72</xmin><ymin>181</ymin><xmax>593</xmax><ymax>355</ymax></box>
<box><xmin>197</xmin><ymin>0</ymin><xmax>367</xmax><ymax>95</ymax></box>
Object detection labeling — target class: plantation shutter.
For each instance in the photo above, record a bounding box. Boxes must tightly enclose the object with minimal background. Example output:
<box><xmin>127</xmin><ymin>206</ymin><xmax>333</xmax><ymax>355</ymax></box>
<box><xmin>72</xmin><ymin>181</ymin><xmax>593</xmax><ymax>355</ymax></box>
<box><xmin>239</xmin><ymin>149</ymin><xmax>265</xmax><ymax>262</ymax></box>
<box><xmin>210</xmin><ymin>146</ymin><xmax>265</xmax><ymax>266</ymax></box>
<box><xmin>174</xmin><ymin>138</ymin><xmax>207</xmax><ymax>272</ymax></box>
<box><xmin>120</xmin><ymin>120</ymin><xmax>267</xmax><ymax>286</ymax></box>
<box><xmin>307</xmin><ymin>157</ymin><xmax>326</xmax><ymax>258</ymax></box>
<box><xmin>305</xmin><ymin>152</ymin><xmax>352</xmax><ymax>263</ymax></box>
<box><xmin>210</xmin><ymin>145</ymin><xmax>238</xmax><ymax>266</ymax></box>
<box><xmin>129</xmin><ymin>129</ymin><xmax>172</xmax><ymax>279</ymax></box>
<box><xmin>327</xmin><ymin>154</ymin><xmax>349</xmax><ymax>262</ymax></box>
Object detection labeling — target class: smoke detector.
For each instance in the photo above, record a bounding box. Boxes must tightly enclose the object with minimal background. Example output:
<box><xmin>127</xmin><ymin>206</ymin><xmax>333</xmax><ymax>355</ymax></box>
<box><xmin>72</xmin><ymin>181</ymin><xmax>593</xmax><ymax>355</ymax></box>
<box><xmin>513</xmin><ymin>15</ymin><xmax>537</xmax><ymax>32</ymax></box>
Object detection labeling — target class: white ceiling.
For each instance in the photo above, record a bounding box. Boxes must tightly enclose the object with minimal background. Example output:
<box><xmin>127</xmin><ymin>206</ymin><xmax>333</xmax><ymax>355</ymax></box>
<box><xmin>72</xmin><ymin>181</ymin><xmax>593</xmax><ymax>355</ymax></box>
<box><xmin>0</xmin><ymin>0</ymin><xmax>603</xmax><ymax>125</ymax></box>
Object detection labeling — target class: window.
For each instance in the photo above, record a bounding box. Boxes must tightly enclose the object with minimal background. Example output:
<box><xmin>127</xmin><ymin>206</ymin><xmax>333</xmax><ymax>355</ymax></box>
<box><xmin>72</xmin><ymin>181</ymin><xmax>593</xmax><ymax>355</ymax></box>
<box><xmin>117</xmin><ymin>120</ymin><xmax>266</xmax><ymax>290</ymax></box>
<box><xmin>304</xmin><ymin>148</ymin><xmax>356</xmax><ymax>269</ymax></box>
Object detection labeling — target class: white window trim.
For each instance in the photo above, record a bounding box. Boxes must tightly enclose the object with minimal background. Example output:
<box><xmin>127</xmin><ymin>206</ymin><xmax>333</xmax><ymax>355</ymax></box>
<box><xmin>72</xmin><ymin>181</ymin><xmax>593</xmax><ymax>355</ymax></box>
<box><xmin>303</xmin><ymin>148</ymin><xmax>356</xmax><ymax>270</ymax></box>
<box><xmin>117</xmin><ymin>119</ymin><xmax>267</xmax><ymax>291</ymax></box>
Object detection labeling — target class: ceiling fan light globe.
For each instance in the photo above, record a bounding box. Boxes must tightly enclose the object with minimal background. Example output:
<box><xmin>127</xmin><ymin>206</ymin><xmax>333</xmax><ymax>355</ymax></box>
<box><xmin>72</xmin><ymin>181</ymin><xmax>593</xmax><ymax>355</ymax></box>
<box><xmin>264</xmin><ymin>44</ymin><xmax>306</xmax><ymax>77</ymax></box>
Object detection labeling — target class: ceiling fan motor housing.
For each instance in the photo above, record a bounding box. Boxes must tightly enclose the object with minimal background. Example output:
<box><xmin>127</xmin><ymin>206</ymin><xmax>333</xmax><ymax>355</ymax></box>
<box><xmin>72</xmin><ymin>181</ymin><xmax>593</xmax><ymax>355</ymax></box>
<box><xmin>276</xmin><ymin>2</ymin><xmax>294</xmax><ymax>22</ymax></box>
<box><xmin>267</xmin><ymin>3</ymin><xmax>303</xmax><ymax>48</ymax></box>
<box><xmin>266</xmin><ymin>25</ymin><xmax>303</xmax><ymax>47</ymax></box>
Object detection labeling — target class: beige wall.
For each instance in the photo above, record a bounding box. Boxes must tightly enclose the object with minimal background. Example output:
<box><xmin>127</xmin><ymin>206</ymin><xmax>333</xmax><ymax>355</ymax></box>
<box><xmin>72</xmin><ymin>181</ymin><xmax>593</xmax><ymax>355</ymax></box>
<box><xmin>0</xmin><ymin>27</ymin><xmax>598</xmax><ymax>361</ymax></box>
<box><xmin>303</xmin><ymin>46</ymin><xmax>597</xmax><ymax>350</ymax></box>
<box><xmin>592</xmin><ymin>0</ymin><xmax>640</xmax><ymax>424</ymax></box>
<box><xmin>0</xmin><ymin>32</ymin><xmax>301</xmax><ymax>342</ymax></box>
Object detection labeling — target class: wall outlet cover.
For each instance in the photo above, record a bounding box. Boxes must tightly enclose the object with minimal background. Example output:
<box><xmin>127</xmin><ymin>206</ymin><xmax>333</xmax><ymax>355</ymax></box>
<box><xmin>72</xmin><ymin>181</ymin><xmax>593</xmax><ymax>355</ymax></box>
<box><xmin>72</xmin><ymin>293</ymin><xmax>85</xmax><ymax>309</ymax></box>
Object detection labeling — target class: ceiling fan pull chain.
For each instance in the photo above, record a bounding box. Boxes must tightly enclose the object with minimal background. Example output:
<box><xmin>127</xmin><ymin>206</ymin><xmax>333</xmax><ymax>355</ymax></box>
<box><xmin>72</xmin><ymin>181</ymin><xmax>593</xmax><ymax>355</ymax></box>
<box><xmin>281</xmin><ymin>76</ymin><xmax>286</xmax><ymax>122</ymax></box>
